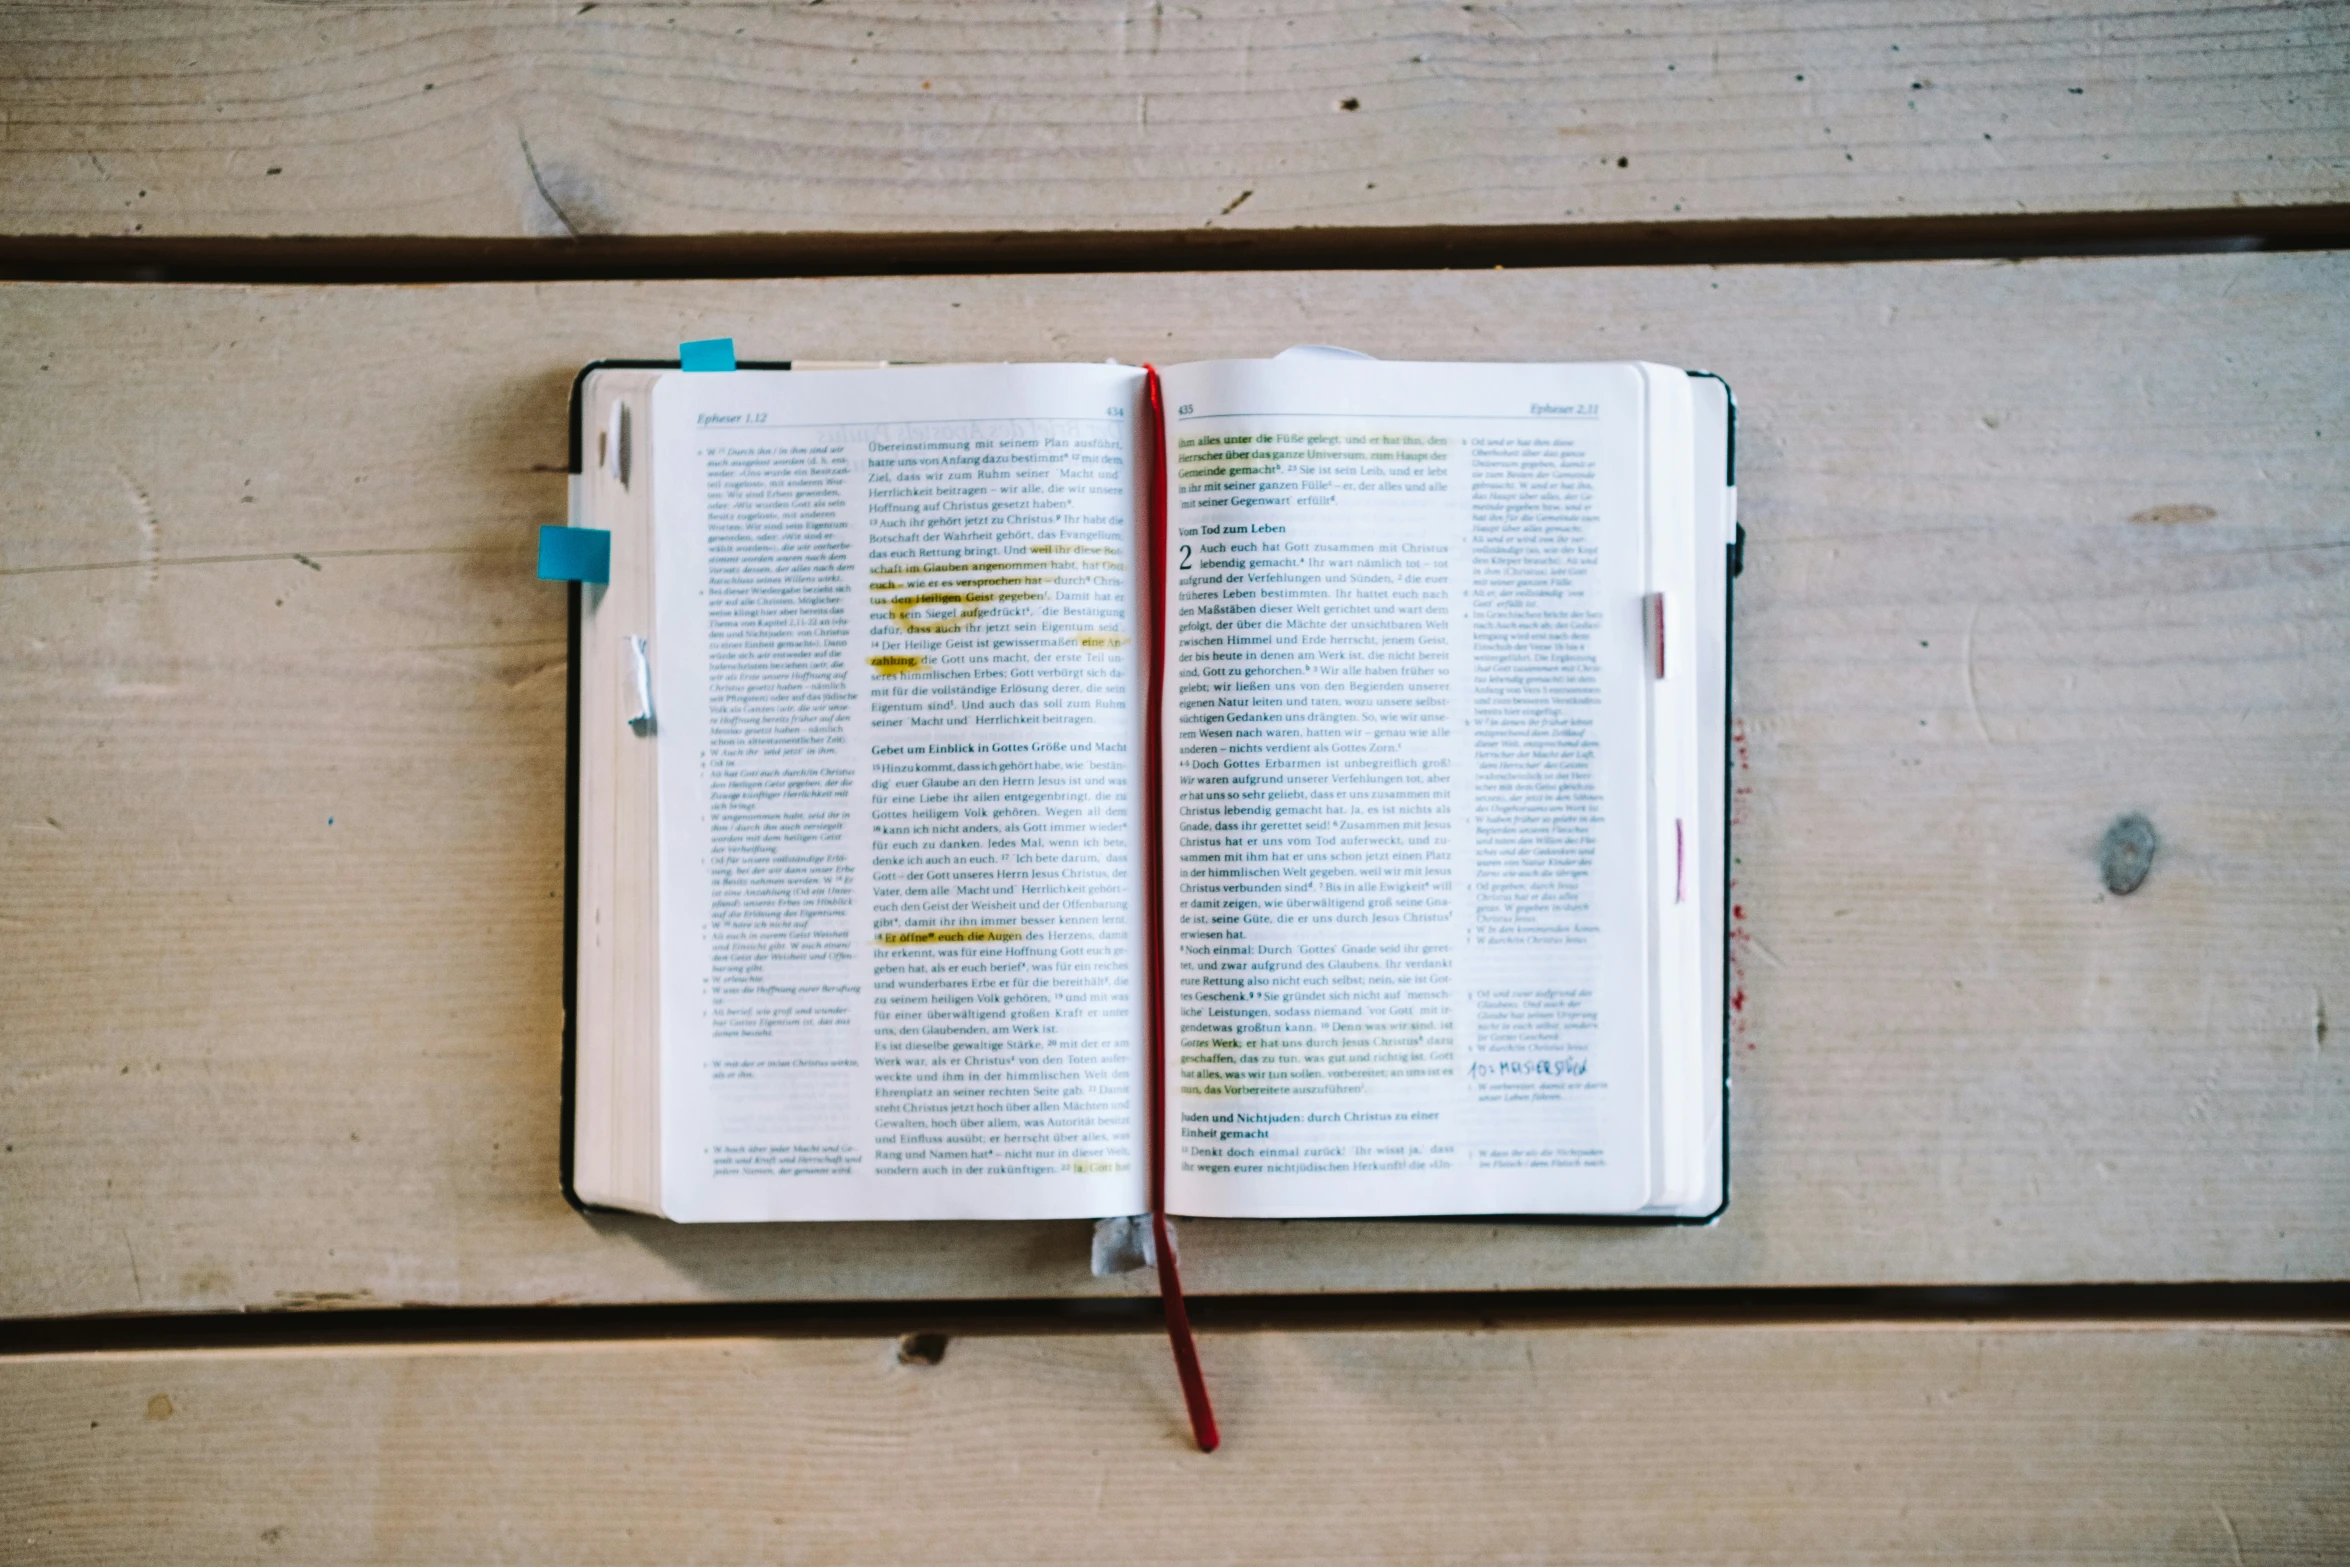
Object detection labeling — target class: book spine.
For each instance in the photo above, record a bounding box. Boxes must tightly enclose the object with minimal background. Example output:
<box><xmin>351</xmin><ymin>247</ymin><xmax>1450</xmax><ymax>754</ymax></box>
<box><xmin>1142</xmin><ymin>364</ymin><xmax>1219</xmax><ymax>1455</ymax></box>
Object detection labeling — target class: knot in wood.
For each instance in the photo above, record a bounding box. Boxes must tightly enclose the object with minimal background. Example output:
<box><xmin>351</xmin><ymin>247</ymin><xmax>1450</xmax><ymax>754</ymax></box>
<box><xmin>2099</xmin><ymin>814</ymin><xmax>2158</xmax><ymax>896</ymax></box>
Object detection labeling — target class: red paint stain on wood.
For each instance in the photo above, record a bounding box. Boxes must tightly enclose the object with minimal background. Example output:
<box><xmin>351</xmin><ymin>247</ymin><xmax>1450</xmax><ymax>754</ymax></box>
<box><xmin>1727</xmin><ymin>715</ymin><xmax>1756</xmax><ymax>1049</ymax></box>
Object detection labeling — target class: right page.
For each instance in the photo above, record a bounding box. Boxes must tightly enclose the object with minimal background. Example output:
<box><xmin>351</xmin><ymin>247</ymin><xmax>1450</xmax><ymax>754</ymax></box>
<box><xmin>1158</xmin><ymin>356</ymin><xmax>1702</xmax><ymax>1218</ymax></box>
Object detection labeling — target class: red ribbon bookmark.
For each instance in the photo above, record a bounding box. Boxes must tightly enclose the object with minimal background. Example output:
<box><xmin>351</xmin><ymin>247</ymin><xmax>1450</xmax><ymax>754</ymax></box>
<box><xmin>1142</xmin><ymin>365</ymin><xmax>1220</xmax><ymax>1454</ymax></box>
<box><xmin>1151</xmin><ymin>1210</ymin><xmax>1217</xmax><ymax>1452</ymax></box>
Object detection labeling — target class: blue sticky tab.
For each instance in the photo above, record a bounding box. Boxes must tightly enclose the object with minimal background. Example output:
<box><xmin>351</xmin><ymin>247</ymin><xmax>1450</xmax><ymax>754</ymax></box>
<box><xmin>538</xmin><ymin>525</ymin><xmax>611</xmax><ymax>584</ymax></box>
<box><xmin>680</xmin><ymin>337</ymin><xmax>736</xmax><ymax>373</ymax></box>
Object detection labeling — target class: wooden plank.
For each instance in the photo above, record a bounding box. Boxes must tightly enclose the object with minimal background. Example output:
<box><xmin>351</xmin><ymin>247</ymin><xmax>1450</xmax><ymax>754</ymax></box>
<box><xmin>5</xmin><ymin>1322</ymin><xmax>2345</xmax><ymax>1560</ymax></box>
<box><xmin>1</xmin><ymin>253</ymin><xmax>2345</xmax><ymax>1317</ymax></box>
<box><xmin>3</xmin><ymin>1</ymin><xmax>2346</xmax><ymax>249</ymax></box>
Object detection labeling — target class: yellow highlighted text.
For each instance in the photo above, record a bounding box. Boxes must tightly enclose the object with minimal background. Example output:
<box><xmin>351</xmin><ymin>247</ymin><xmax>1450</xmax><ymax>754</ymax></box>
<box><xmin>875</xmin><ymin>927</ymin><xmax>1025</xmax><ymax>947</ymax></box>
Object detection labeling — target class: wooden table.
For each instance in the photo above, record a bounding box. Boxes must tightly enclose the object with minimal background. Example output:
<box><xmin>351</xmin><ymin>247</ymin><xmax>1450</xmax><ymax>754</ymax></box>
<box><xmin>3</xmin><ymin>5</ymin><xmax>2345</xmax><ymax>1559</ymax></box>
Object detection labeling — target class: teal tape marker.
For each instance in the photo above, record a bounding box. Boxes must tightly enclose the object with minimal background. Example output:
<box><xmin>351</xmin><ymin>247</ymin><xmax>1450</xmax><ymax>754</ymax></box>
<box><xmin>538</xmin><ymin>525</ymin><xmax>611</xmax><ymax>584</ymax></box>
<box><xmin>680</xmin><ymin>337</ymin><xmax>736</xmax><ymax>373</ymax></box>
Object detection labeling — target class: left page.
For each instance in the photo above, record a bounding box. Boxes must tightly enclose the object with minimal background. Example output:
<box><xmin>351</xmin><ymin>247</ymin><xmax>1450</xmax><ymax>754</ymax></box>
<box><xmin>649</xmin><ymin>364</ymin><xmax>1152</xmax><ymax>1221</ymax></box>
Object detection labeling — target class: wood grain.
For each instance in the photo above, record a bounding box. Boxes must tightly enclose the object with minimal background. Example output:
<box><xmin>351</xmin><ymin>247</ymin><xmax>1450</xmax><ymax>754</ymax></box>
<box><xmin>5</xmin><ymin>1322</ymin><xmax>2345</xmax><ymax>1561</ymax></box>
<box><xmin>2</xmin><ymin>253</ymin><xmax>2346</xmax><ymax>1317</ymax></box>
<box><xmin>3</xmin><ymin>1</ymin><xmax>2345</xmax><ymax>249</ymax></box>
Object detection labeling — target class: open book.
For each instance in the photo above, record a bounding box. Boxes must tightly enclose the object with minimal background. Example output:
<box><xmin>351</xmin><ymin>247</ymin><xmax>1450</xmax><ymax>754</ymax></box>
<box><xmin>562</xmin><ymin>351</ymin><xmax>1732</xmax><ymax>1227</ymax></box>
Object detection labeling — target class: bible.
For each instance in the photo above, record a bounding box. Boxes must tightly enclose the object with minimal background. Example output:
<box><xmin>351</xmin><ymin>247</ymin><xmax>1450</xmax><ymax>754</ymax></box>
<box><xmin>560</xmin><ymin>350</ymin><xmax>1733</xmax><ymax>1231</ymax></box>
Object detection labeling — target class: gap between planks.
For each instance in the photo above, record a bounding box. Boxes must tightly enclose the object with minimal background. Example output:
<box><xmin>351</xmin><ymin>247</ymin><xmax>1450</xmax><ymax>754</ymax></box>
<box><xmin>6</xmin><ymin>1285</ymin><xmax>2347</xmax><ymax>1359</ymax></box>
<box><xmin>8</xmin><ymin>1318</ymin><xmax>2349</xmax><ymax>1375</ymax></box>
<box><xmin>0</xmin><ymin>207</ymin><xmax>2344</xmax><ymax>284</ymax></box>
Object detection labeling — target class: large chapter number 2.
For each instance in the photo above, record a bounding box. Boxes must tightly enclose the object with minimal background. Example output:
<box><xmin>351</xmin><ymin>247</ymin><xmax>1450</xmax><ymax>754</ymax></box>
<box><xmin>1178</xmin><ymin>545</ymin><xmax>1192</xmax><ymax>569</ymax></box>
